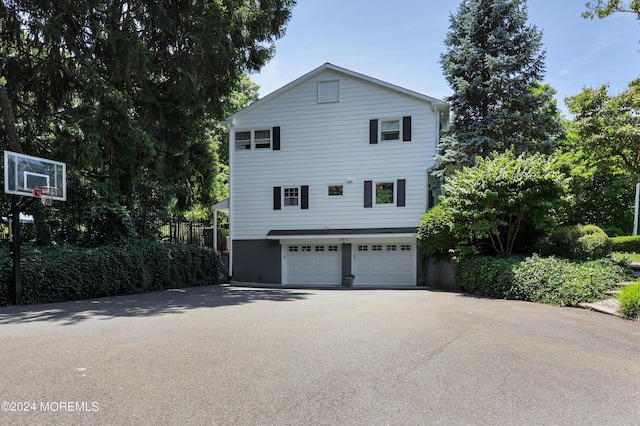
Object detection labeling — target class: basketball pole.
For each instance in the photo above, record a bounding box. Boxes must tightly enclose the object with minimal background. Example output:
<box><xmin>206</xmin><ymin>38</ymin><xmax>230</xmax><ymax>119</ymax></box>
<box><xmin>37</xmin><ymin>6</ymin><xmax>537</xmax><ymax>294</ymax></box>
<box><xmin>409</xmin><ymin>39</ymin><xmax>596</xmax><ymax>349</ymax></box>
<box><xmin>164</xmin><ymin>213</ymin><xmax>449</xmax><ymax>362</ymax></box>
<box><xmin>9</xmin><ymin>194</ymin><xmax>22</xmax><ymax>305</ymax></box>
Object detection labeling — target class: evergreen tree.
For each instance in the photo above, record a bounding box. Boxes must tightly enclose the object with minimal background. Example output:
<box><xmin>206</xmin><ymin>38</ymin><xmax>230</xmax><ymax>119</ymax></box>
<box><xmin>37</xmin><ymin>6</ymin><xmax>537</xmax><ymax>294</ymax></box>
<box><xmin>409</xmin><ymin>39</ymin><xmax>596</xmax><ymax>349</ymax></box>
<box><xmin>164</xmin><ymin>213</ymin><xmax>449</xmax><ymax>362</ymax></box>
<box><xmin>0</xmin><ymin>0</ymin><xmax>295</xmax><ymax>211</ymax></box>
<box><xmin>437</xmin><ymin>0</ymin><xmax>563</xmax><ymax>174</ymax></box>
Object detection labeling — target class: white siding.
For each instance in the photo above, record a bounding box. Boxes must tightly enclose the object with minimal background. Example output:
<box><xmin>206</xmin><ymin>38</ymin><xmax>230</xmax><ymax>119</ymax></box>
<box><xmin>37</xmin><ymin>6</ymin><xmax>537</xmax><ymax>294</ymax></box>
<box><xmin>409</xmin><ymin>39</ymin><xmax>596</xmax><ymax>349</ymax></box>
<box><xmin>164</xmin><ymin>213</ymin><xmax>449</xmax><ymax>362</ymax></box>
<box><xmin>230</xmin><ymin>69</ymin><xmax>438</xmax><ymax>241</ymax></box>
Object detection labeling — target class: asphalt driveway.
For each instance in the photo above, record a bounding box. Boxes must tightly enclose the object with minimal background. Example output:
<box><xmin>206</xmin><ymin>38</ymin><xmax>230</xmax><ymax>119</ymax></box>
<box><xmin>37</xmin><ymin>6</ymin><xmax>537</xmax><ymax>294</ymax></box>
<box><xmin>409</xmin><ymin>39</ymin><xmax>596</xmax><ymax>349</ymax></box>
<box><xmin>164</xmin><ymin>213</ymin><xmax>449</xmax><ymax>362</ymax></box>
<box><xmin>0</xmin><ymin>285</ymin><xmax>638</xmax><ymax>425</ymax></box>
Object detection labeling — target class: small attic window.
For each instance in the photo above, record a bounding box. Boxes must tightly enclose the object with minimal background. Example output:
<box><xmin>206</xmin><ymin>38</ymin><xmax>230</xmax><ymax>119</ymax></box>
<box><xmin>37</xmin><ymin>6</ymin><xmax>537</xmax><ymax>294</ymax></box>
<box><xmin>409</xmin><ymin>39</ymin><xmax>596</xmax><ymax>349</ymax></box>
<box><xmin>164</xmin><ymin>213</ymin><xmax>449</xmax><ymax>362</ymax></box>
<box><xmin>318</xmin><ymin>80</ymin><xmax>339</xmax><ymax>103</ymax></box>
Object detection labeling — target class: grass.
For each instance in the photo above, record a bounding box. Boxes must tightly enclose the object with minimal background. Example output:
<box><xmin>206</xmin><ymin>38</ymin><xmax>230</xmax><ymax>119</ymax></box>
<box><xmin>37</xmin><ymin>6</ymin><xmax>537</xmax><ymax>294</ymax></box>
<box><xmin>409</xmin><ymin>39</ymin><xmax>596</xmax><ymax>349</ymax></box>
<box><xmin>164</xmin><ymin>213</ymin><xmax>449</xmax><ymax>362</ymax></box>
<box><xmin>617</xmin><ymin>282</ymin><xmax>640</xmax><ymax>320</ymax></box>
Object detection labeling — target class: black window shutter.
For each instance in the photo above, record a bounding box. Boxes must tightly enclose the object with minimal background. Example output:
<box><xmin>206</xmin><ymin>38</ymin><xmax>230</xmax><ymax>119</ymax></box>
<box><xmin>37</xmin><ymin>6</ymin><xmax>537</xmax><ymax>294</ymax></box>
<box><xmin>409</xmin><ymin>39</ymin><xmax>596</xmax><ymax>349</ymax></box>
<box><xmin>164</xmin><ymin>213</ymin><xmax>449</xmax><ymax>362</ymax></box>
<box><xmin>369</xmin><ymin>119</ymin><xmax>378</xmax><ymax>144</ymax></box>
<box><xmin>273</xmin><ymin>126</ymin><xmax>281</xmax><ymax>150</ymax></box>
<box><xmin>364</xmin><ymin>180</ymin><xmax>373</xmax><ymax>208</ymax></box>
<box><xmin>273</xmin><ymin>187</ymin><xmax>281</xmax><ymax>210</ymax></box>
<box><xmin>397</xmin><ymin>179</ymin><xmax>406</xmax><ymax>207</ymax></box>
<box><xmin>301</xmin><ymin>185</ymin><xmax>309</xmax><ymax>209</ymax></box>
<box><xmin>402</xmin><ymin>116</ymin><xmax>412</xmax><ymax>142</ymax></box>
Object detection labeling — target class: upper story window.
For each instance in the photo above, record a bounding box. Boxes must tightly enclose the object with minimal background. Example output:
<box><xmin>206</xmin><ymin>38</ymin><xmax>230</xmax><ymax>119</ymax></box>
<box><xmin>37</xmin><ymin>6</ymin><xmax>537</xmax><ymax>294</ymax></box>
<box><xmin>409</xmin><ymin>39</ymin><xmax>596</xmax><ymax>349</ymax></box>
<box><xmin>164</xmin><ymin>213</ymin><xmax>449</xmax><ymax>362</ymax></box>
<box><xmin>235</xmin><ymin>127</ymin><xmax>280</xmax><ymax>151</ymax></box>
<box><xmin>254</xmin><ymin>130</ymin><xmax>271</xmax><ymax>149</ymax></box>
<box><xmin>369</xmin><ymin>117</ymin><xmax>412</xmax><ymax>144</ymax></box>
<box><xmin>381</xmin><ymin>120</ymin><xmax>400</xmax><ymax>141</ymax></box>
<box><xmin>235</xmin><ymin>131</ymin><xmax>251</xmax><ymax>150</ymax></box>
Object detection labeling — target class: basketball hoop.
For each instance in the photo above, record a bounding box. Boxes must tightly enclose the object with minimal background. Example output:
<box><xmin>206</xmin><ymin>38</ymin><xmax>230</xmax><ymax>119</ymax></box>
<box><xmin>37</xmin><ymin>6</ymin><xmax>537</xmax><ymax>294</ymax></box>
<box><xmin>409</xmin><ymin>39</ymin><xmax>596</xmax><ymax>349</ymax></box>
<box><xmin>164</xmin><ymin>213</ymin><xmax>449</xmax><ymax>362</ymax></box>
<box><xmin>32</xmin><ymin>186</ymin><xmax>59</xmax><ymax>206</ymax></box>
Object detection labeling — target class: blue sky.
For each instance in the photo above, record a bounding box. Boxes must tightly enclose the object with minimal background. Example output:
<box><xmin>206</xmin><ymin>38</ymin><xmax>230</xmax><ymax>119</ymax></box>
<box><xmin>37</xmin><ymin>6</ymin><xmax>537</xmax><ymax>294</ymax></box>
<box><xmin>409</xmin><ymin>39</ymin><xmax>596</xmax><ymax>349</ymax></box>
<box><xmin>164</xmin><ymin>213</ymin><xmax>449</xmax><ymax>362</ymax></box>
<box><xmin>250</xmin><ymin>0</ymin><xmax>640</xmax><ymax>116</ymax></box>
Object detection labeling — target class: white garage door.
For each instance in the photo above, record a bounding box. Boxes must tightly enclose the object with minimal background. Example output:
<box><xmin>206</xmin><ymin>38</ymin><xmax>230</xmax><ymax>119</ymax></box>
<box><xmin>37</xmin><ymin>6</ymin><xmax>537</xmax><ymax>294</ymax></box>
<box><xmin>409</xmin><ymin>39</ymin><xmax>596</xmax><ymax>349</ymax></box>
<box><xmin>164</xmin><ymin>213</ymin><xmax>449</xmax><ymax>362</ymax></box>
<box><xmin>284</xmin><ymin>244</ymin><xmax>342</xmax><ymax>285</ymax></box>
<box><xmin>353</xmin><ymin>243</ymin><xmax>416</xmax><ymax>286</ymax></box>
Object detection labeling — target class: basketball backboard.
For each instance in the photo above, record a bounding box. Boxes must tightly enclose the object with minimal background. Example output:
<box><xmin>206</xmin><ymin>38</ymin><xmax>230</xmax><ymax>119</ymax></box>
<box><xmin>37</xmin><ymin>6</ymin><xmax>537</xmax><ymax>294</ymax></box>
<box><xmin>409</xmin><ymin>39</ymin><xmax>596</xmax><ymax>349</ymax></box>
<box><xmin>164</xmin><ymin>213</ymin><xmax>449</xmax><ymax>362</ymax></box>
<box><xmin>4</xmin><ymin>151</ymin><xmax>66</xmax><ymax>201</ymax></box>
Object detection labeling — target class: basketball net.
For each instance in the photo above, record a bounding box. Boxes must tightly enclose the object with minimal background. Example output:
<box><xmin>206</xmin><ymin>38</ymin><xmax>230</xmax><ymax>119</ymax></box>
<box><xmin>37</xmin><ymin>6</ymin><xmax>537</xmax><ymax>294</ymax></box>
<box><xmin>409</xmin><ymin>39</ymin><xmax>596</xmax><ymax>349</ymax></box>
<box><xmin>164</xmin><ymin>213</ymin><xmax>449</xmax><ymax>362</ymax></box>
<box><xmin>33</xmin><ymin>186</ymin><xmax>58</xmax><ymax>206</ymax></box>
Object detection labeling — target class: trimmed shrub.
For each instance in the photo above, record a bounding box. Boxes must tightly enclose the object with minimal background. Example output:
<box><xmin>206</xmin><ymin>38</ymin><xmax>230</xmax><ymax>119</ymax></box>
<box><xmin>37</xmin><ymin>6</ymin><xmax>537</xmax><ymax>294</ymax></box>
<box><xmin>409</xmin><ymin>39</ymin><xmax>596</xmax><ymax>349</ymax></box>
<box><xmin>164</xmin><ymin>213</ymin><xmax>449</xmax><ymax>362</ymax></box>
<box><xmin>610</xmin><ymin>235</ymin><xmax>640</xmax><ymax>253</ymax></box>
<box><xmin>544</xmin><ymin>224</ymin><xmax>612</xmax><ymax>260</ymax></box>
<box><xmin>417</xmin><ymin>203</ymin><xmax>457</xmax><ymax>261</ymax></box>
<box><xmin>0</xmin><ymin>240</ymin><xmax>219</xmax><ymax>305</ymax></box>
<box><xmin>617</xmin><ymin>283</ymin><xmax>640</xmax><ymax>320</ymax></box>
<box><xmin>455</xmin><ymin>254</ymin><xmax>630</xmax><ymax>306</ymax></box>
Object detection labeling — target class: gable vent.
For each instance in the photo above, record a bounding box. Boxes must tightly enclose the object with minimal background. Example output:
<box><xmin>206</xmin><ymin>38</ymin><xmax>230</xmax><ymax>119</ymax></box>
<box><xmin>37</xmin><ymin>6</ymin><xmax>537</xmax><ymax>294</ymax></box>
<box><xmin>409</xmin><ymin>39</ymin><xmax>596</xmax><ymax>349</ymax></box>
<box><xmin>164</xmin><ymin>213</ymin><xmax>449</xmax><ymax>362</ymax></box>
<box><xmin>318</xmin><ymin>80</ymin><xmax>339</xmax><ymax>103</ymax></box>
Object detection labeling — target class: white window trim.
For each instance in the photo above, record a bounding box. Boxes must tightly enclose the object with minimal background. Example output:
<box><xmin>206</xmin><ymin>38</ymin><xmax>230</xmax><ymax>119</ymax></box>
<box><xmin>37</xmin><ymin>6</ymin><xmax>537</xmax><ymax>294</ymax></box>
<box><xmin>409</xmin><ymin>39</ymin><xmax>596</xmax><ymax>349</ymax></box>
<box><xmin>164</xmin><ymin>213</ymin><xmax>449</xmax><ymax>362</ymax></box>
<box><xmin>283</xmin><ymin>186</ymin><xmax>301</xmax><ymax>209</ymax></box>
<box><xmin>234</xmin><ymin>129</ymin><xmax>272</xmax><ymax>151</ymax></box>
<box><xmin>326</xmin><ymin>184</ymin><xmax>344</xmax><ymax>198</ymax></box>
<box><xmin>379</xmin><ymin>118</ymin><xmax>402</xmax><ymax>142</ymax></box>
<box><xmin>374</xmin><ymin>180</ymin><xmax>396</xmax><ymax>206</ymax></box>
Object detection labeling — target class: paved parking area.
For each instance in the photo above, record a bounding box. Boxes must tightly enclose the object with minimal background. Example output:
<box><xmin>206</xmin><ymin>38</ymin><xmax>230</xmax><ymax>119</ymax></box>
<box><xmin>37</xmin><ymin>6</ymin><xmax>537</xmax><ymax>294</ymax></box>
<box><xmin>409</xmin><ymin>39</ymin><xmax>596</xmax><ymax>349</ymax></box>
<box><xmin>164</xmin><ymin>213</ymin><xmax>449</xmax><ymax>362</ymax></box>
<box><xmin>0</xmin><ymin>285</ymin><xmax>639</xmax><ymax>425</ymax></box>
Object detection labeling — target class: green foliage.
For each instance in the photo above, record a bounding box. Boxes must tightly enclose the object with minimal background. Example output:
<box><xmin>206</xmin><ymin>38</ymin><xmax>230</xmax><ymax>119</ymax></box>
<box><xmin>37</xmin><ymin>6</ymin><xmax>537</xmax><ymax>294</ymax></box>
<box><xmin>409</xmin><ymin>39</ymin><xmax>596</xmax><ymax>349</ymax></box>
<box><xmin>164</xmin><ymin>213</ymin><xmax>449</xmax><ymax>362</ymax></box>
<box><xmin>553</xmin><ymin>139</ymin><xmax>634</xmax><ymax>233</ymax></box>
<box><xmin>610</xmin><ymin>235</ymin><xmax>640</xmax><ymax>253</ymax></box>
<box><xmin>0</xmin><ymin>0</ymin><xmax>294</xmax><ymax>211</ymax></box>
<box><xmin>565</xmin><ymin>80</ymin><xmax>640</xmax><ymax>176</ymax></box>
<box><xmin>0</xmin><ymin>241</ymin><xmax>219</xmax><ymax>306</ymax></box>
<box><xmin>543</xmin><ymin>225</ymin><xmax>613</xmax><ymax>260</ymax></box>
<box><xmin>616</xmin><ymin>282</ymin><xmax>640</xmax><ymax>320</ymax></box>
<box><xmin>583</xmin><ymin>1</ymin><xmax>640</xmax><ymax>19</ymax></box>
<box><xmin>417</xmin><ymin>204</ymin><xmax>457</xmax><ymax>260</ymax></box>
<box><xmin>456</xmin><ymin>255</ymin><xmax>630</xmax><ymax>306</ymax></box>
<box><xmin>441</xmin><ymin>151</ymin><xmax>568</xmax><ymax>255</ymax></box>
<box><xmin>437</xmin><ymin>0</ymin><xmax>564</xmax><ymax>172</ymax></box>
<box><xmin>81</xmin><ymin>203</ymin><xmax>137</xmax><ymax>246</ymax></box>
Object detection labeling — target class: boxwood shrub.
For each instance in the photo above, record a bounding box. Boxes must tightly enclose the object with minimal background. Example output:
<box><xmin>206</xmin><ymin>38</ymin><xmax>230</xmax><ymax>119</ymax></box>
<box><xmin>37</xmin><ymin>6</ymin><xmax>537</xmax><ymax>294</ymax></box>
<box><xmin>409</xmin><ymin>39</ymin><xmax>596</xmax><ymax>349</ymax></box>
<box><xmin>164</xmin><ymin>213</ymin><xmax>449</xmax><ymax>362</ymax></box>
<box><xmin>456</xmin><ymin>254</ymin><xmax>630</xmax><ymax>306</ymax></box>
<box><xmin>0</xmin><ymin>240</ymin><xmax>219</xmax><ymax>305</ymax></box>
<box><xmin>543</xmin><ymin>224</ymin><xmax>612</xmax><ymax>260</ymax></box>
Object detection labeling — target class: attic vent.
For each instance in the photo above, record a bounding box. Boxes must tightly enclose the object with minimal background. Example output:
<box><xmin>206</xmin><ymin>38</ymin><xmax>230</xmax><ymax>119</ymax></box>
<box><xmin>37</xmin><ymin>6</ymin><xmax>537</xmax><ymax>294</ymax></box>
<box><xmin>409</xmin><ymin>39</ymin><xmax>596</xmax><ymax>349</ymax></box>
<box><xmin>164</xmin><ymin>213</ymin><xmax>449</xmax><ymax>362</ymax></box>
<box><xmin>317</xmin><ymin>80</ymin><xmax>339</xmax><ymax>103</ymax></box>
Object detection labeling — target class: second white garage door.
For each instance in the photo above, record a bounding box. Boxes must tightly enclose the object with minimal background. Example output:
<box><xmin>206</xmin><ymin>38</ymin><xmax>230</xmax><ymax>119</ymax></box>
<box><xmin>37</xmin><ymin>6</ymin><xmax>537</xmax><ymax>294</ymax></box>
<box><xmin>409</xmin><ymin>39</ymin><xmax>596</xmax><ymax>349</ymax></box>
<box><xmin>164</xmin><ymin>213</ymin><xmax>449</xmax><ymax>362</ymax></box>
<box><xmin>353</xmin><ymin>243</ymin><xmax>416</xmax><ymax>286</ymax></box>
<box><xmin>283</xmin><ymin>244</ymin><xmax>342</xmax><ymax>286</ymax></box>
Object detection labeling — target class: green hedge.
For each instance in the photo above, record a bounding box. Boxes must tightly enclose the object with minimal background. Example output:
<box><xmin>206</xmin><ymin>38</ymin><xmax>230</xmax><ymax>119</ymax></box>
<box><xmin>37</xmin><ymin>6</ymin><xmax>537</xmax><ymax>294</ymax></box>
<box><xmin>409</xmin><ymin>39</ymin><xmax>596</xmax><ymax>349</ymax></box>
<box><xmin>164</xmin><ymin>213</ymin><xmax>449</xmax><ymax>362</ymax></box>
<box><xmin>610</xmin><ymin>236</ymin><xmax>640</xmax><ymax>253</ymax></box>
<box><xmin>0</xmin><ymin>240</ymin><xmax>219</xmax><ymax>305</ymax></box>
<box><xmin>456</xmin><ymin>255</ymin><xmax>630</xmax><ymax>307</ymax></box>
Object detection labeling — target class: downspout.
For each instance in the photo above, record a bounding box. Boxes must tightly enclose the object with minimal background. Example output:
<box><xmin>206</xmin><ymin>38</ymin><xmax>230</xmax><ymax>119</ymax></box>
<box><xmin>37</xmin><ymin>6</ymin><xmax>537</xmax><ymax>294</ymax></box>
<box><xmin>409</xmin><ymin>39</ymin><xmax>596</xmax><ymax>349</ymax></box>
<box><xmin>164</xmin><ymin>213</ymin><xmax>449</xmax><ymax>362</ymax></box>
<box><xmin>226</xmin><ymin>118</ymin><xmax>235</xmax><ymax>279</ymax></box>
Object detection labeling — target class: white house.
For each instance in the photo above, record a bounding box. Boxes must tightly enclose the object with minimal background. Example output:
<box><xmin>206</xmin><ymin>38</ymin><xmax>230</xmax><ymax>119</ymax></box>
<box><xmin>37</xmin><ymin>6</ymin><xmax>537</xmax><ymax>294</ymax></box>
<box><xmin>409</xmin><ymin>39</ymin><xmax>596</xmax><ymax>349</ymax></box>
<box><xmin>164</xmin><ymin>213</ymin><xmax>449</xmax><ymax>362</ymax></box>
<box><xmin>224</xmin><ymin>63</ymin><xmax>449</xmax><ymax>286</ymax></box>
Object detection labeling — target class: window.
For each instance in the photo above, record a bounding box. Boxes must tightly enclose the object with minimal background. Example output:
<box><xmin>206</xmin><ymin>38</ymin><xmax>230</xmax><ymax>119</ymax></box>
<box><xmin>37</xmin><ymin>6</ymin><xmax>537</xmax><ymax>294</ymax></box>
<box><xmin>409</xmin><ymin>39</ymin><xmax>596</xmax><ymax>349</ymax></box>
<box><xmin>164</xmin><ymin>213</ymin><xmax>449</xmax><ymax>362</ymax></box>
<box><xmin>235</xmin><ymin>127</ymin><xmax>280</xmax><ymax>151</ymax></box>
<box><xmin>386</xmin><ymin>245</ymin><xmax>397</xmax><ymax>251</ymax></box>
<box><xmin>328</xmin><ymin>245</ymin><xmax>338</xmax><ymax>252</ymax></box>
<box><xmin>372</xmin><ymin>245</ymin><xmax>382</xmax><ymax>251</ymax></box>
<box><xmin>288</xmin><ymin>246</ymin><xmax>298</xmax><ymax>252</ymax></box>
<box><xmin>358</xmin><ymin>245</ymin><xmax>368</xmax><ymax>251</ymax></box>
<box><xmin>370</xmin><ymin>117</ymin><xmax>411</xmax><ymax>144</ymax></box>
<box><xmin>235</xmin><ymin>131</ymin><xmax>251</xmax><ymax>151</ymax></box>
<box><xmin>401</xmin><ymin>245</ymin><xmax>411</xmax><ymax>251</ymax></box>
<box><xmin>274</xmin><ymin>185</ymin><xmax>308</xmax><ymax>210</ymax></box>
<box><xmin>375</xmin><ymin>182</ymin><xmax>394</xmax><ymax>205</ymax></box>
<box><xmin>381</xmin><ymin>120</ymin><xmax>400</xmax><ymax>141</ymax></box>
<box><xmin>315</xmin><ymin>246</ymin><xmax>325</xmax><ymax>252</ymax></box>
<box><xmin>327</xmin><ymin>185</ymin><xmax>343</xmax><ymax>197</ymax></box>
<box><xmin>283</xmin><ymin>187</ymin><xmax>299</xmax><ymax>207</ymax></box>
<box><xmin>302</xmin><ymin>246</ymin><xmax>311</xmax><ymax>252</ymax></box>
<box><xmin>254</xmin><ymin>129</ymin><xmax>271</xmax><ymax>149</ymax></box>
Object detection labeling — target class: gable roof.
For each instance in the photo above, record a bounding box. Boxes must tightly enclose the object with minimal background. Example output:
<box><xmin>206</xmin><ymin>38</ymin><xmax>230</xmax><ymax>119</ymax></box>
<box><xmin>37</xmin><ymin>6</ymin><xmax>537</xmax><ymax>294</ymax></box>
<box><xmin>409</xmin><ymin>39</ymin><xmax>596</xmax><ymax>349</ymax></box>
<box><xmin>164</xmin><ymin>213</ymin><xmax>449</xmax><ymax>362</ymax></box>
<box><xmin>226</xmin><ymin>63</ymin><xmax>449</xmax><ymax>125</ymax></box>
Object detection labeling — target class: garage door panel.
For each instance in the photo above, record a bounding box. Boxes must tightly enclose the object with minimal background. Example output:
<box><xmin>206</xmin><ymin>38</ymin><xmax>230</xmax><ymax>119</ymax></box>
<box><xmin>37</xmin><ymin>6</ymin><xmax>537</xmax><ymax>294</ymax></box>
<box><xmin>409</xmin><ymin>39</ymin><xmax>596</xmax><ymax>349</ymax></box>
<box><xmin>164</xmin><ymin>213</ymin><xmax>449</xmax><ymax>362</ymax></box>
<box><xmin>353</xmin><ymin>243</ymin><xmax>415</xmax><ymax>286</ymax></box>
<box><xmin>284</xmin><ymin>244</ymin><xmax>341</xmax><ymax>285</ymax></box>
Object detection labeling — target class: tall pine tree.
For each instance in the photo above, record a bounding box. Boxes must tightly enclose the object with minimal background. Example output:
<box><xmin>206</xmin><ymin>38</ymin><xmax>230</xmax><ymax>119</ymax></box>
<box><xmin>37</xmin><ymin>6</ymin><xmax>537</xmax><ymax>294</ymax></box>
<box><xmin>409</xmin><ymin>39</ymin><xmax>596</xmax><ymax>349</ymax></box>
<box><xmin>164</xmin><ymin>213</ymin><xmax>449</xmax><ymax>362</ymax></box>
<box><xmin>437</xmin><ymin>0</ymin><xmax>563</xmax><ymax>174</ymax></box>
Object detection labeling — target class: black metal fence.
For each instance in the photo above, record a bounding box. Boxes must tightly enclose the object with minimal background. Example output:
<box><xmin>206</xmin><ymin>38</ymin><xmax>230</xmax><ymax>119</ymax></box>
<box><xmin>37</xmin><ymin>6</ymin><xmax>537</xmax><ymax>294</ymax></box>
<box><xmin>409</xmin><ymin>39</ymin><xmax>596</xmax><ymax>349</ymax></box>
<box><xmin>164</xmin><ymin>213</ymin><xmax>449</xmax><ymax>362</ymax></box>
<box><xmin>0</xmin><ymin>213</ymin><xmax>229</xmax><ymax>251</ymax></box>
